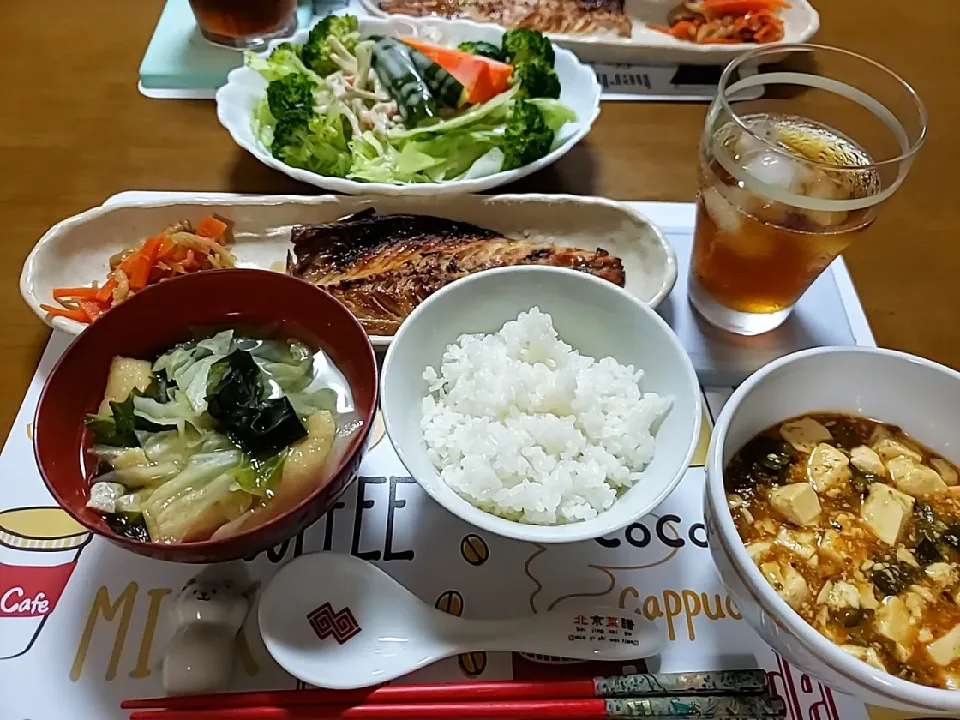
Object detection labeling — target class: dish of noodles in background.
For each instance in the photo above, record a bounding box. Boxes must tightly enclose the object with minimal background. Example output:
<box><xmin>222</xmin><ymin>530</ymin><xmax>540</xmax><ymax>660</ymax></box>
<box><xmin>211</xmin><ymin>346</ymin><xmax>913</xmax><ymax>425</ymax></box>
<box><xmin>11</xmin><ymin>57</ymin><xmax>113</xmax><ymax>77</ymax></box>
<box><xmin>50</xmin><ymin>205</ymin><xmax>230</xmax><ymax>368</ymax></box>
<box><xmin>40</xmin><ymin>216</ymin><xmax>235</xmax><ymax>324</ymax></box>
<box><xmin>650</xmin><ymin>0</ymin><xmax>789</xmax><ymax>44</ymax></box>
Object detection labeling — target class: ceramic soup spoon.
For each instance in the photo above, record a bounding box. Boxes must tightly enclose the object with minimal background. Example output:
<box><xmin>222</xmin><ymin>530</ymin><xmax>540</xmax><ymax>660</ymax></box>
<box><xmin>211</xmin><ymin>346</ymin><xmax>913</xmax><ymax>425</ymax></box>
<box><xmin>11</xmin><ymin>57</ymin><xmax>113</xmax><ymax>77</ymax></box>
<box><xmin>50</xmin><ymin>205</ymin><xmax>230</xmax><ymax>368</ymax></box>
<box><xmin>258</xmin><ymin>552</ymin><xmax>664</xmax><ymax>689</ymax></box>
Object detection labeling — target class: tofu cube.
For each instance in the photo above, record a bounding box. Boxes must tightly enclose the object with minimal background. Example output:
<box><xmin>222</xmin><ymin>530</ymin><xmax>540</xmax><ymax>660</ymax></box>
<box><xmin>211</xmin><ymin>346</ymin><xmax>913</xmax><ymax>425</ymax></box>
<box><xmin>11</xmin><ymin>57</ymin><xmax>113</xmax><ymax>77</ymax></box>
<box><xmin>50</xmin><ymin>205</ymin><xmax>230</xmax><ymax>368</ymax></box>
<box><xmin>780</xmin><ymin>417</ymin><xmax>833</xmax><ymax>453</ymax></box>
<box><xmin>774</xmin><ymin>527</ymin><xmax>817</xmax><ymax>560</ymax></box>
<box><xmin>850</xmin><ymin>446</ymin><xmax>886</xmax><ymax>477</ymax></box>
<box><xmin>769</xmin><ymin>484</ymin><xmax>821</xmax><ymax>527</ymax></box>
<box><xmin>858</xmin><ymin>582</ymin><xmax>880</xmax><ymax>611</ymax></box>
<box><xmin>932</xmin><ymin>458</ymin><xmax>959</xmax><ymax>487</ymax></box>
<box><xmin>86</xmin><ymin>482</ymin><xmax>126</xmax><ymax>514</ymax></box>
<box><xmin>874</xmin><ymin>596</ymin><xmax>917</xmax><ymax>650</ymax></box>
<box><xmin>888</xmin><ymin>456</ymin><xmax>947</xmax><ymax>498</ymax></box>
<box><xmin>874</xmin><ymin>438</ymin><xmax>923</xmax><ymax>464</ymax></box>
<box><xmin>807</xmin><ymin>443</ymin><xmax>852</xmax><ymax>494</ymax></box>
<box><xmin>745</xmin><ymin>541</ymin><xmax>772</xmax><ymax>563</ymax></box>
<box><xmin>861</xmin><ymin>483</ymin><xmax>914</xmax><ymax>545</ymax></box>
<box><xmin>926</xmin><ymin>562</ymin><xmax>958</xmax><ymax>590</ymax></box>
<box><xmin>818</xmin><ymin>529</ymin><xmax>845</xmax><ymax>565</ymax></box>
<box><xmin>817</xmin><ymin>580</ymin><xmax>861</xmax><ymax>611</ymax></box>
<box><xmin>840</xmin><ymin>644</ymin><xmax>887</xmax><ymax>671</ymax></box>
<box><xmin>761</xmin><ymin>560</ymin><xmax>809</xmax><ymax>609</ymax></box>
<box><xmin>928</xmin><ymin>625</ymin><xmax>960</xmax><ymax>666</ymax></box>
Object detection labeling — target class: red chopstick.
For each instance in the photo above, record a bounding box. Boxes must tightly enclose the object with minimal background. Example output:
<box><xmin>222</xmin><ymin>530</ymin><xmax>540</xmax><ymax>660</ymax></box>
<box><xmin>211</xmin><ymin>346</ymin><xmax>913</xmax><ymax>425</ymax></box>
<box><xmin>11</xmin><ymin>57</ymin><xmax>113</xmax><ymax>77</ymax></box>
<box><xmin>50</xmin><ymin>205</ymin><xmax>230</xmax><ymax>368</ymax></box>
<box><xmin>121</xmin><ymin>680</ymin><xmax>597</xmax><ymax>710</ymax></box>
<box><xmin>129</xmin><ymin>699</ymin><xmax>608</xmax><ymax>720</ymax></box>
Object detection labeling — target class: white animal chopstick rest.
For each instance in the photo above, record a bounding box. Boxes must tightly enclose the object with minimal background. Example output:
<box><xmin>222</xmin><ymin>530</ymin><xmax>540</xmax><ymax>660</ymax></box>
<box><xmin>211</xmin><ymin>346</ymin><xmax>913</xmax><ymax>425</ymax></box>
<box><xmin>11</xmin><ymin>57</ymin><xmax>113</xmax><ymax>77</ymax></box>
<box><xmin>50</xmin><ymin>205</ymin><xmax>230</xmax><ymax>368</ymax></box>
<box><xmin>162</xmin><ymin>568</ymin><xmax>257</xmax><ymax>694</ymax></box>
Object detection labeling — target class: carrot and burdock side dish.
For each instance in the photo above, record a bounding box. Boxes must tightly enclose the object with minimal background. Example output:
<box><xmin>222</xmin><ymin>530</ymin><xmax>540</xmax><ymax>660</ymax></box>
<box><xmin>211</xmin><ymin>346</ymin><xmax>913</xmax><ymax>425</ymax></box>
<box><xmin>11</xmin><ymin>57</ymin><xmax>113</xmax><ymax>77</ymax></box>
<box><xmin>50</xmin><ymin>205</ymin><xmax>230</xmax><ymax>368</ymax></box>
<box><xmin>650</xmin><ymin>0</ymin><xmax>789</xmax><ymax>44</ymax></box>
<box><xmin>42</xmin><ymin>216</ymin><xmax>236</xmax><ymax>324</ymax></box>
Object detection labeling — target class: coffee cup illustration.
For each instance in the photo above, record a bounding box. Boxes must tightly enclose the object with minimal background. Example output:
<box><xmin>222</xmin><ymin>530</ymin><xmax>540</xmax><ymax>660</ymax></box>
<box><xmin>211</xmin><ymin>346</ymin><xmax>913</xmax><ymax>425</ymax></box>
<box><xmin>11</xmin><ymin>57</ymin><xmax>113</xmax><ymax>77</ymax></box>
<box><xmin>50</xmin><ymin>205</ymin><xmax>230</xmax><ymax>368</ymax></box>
<box><xmin>0</xmin><ymin>506</ymin><xmax>92</xmax><ymax>659</ymax></box>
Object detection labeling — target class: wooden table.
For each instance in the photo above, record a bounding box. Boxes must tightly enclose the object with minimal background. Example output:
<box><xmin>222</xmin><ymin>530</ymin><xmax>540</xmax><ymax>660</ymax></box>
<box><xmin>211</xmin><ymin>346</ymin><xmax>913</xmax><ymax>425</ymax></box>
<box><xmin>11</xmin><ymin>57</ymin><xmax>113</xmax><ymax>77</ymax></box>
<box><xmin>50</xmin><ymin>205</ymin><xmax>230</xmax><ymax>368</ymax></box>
<box><xmin>0</xmin><ymin>1</ymin><xmax>955</xmax><ymax>437</ymax></box>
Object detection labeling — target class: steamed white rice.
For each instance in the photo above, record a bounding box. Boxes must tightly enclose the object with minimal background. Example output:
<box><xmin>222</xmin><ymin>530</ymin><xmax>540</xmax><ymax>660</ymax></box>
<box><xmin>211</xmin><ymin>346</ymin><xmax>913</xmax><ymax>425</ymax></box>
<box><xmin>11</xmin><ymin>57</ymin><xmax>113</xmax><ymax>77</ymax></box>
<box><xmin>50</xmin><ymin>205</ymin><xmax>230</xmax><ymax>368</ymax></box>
<box><xmin>420</xmin><ymin>308</ymin><xmax>672</xmax><ymax>525</ymax></box>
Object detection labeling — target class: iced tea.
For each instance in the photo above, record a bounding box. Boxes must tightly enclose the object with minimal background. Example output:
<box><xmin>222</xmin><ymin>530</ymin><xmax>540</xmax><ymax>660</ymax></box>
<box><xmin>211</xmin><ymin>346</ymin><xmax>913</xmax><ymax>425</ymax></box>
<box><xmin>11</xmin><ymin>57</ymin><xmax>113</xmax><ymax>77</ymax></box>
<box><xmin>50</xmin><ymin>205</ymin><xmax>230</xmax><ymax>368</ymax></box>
<box><xmin>687</xmin><ymin>44</ymin><xmax>926</xmax><ymax>335</ymax></box>
<box><xmin>691</xmin><ymin>114</ymin><xmax>878</xmax><ymax>315</ymax></box>
<box><xmin>189</xmin><ymin>0</ymin><xmax>297</xmax><ymax>49</ymax></box>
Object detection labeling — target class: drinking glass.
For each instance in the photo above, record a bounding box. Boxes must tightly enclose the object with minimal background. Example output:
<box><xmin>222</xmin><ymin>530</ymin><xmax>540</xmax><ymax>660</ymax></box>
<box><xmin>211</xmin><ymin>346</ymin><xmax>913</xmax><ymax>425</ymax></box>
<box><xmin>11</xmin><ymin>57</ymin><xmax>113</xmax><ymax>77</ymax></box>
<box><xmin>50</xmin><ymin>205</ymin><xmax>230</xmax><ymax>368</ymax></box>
<box><xmin>189</xmin><ymin>0</ymin><xmax>298</xmax><ymax>50</ymax></box>
<box><xmin>688</xmin><ymin>45</ymin><xmax>927</xmax><ymax>335</ymax></box>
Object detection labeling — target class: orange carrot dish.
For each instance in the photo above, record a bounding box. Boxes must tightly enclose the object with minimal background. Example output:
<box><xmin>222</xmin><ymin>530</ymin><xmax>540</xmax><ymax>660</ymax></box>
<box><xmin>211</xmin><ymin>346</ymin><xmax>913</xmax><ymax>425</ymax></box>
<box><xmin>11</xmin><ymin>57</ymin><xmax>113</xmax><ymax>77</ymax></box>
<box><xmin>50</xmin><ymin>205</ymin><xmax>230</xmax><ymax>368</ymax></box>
<box><xmin>650</xmin><ymin>0</ymin><xmax>789</xmax><ymax>44</ymax></box>
<box><xmin>42</xmin><ymin>216</ymin><xmax>235</xmax><ymax>324</ymax></box>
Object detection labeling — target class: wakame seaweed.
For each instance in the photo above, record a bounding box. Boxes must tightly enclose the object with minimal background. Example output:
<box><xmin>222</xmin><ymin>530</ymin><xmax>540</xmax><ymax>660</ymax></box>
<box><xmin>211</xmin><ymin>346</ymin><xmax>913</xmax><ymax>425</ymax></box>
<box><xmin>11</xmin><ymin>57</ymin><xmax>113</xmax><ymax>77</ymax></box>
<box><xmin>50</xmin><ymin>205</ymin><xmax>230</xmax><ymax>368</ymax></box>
<box><xmin>206</xmin><ymin>350</ymin><xmax>308</xmax><ymax>454</ymax></box>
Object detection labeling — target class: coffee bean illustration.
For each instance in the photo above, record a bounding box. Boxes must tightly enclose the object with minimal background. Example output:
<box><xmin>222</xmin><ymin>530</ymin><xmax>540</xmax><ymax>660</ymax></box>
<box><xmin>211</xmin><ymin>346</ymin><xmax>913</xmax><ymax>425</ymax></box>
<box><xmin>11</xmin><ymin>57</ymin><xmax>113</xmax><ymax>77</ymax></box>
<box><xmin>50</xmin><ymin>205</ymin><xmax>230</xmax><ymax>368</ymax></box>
<box><xmin>434</xmin><ymin>590</ymin><xmax>464</xmax><ymax>617</ymax></box>
<box><xmin>459</xmin><ymin>534</ymin><xmax>489</xmax><ymax>566</ymax></box>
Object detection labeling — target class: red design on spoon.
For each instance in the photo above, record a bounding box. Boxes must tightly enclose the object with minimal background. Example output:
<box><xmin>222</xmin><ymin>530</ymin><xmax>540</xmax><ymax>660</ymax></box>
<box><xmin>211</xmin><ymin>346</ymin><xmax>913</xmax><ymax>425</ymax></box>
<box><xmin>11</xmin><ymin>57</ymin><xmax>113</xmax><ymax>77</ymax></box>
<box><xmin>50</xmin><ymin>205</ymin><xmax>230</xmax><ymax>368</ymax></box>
<box><xmin>307</xmin><ymin>602</ymin><xmax>362</xmax><ymax>645</ymax></box>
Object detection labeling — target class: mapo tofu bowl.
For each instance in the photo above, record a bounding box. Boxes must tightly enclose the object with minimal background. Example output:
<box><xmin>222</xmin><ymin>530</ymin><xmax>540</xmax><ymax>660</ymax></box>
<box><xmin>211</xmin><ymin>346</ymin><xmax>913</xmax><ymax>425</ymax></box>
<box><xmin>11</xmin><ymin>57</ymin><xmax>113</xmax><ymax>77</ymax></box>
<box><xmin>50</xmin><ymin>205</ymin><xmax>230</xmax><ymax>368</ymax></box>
<box><xmin>705</xmin><ymin>346</ymin><xmax>960</xmax><ymax>712</ymax></box>
<box><xmin>34</xmin><ymin>269</ymin><xmax>378</xmax><ymax>563</ymax></box>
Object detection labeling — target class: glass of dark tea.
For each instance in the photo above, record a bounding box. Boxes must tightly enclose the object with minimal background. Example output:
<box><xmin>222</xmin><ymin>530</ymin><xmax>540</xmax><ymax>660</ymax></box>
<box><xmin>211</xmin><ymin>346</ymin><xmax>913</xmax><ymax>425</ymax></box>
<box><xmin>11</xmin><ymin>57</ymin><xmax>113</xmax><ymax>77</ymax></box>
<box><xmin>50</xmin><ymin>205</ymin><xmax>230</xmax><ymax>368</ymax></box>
<box><xmin>189</xmin><ymin>0</ymin><xmax>298</xmax><ymax>49</ymax></box>
<box><xmin>688</xmin><ymin>45</ymin><xmax>927</xmax><ymax>335</ymax></box>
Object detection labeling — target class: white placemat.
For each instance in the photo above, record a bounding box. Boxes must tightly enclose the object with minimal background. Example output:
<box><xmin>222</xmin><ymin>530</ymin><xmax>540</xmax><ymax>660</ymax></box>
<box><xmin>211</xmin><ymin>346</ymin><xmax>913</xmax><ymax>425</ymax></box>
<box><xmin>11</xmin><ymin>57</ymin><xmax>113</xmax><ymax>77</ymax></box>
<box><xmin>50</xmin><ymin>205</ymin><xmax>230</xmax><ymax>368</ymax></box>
<box><xmin>0</xmin><ymin>197</ymin><xmax>874</xmax><ymax>720</ymax></box>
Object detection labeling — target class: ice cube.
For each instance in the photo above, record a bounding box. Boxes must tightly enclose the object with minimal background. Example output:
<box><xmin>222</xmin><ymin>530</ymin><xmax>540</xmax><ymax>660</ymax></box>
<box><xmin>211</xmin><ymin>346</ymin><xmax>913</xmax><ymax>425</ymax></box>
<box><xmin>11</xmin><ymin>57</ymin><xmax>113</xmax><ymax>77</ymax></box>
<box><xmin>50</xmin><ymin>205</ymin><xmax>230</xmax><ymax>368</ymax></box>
<box><xmin>743</xmin><ymin>151</ymin><xmax>813</xmax><ymax>193</ymax></box>
<box><xmin>705</xmin><ymin>185</ymin><xmax>776</xmax><ymax>260</ymax></box>
<box><xmin>798</xmin><ymin>169</ymin><xmax>850</xmax><ymax>227</ymax></box>
<box><xmin>702</xmin><ymin>185</ymin><xmax>742</xmax><ymax>235</ymax></box>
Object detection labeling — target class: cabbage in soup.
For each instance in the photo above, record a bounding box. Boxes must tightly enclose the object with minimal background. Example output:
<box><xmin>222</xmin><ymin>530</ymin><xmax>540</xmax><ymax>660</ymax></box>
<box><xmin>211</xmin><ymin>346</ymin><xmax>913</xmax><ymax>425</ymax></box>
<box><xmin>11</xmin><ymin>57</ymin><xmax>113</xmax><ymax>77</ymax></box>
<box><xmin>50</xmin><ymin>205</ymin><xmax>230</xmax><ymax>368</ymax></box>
<box><xmin>84</xmin><ymin>330</ymin><xmax>359</xmax><ymax>543</ymax></box>
<box><xmin>725</xmin><ymin>414</ymin><xmax>960</xmax><ymax>690</ymax></box>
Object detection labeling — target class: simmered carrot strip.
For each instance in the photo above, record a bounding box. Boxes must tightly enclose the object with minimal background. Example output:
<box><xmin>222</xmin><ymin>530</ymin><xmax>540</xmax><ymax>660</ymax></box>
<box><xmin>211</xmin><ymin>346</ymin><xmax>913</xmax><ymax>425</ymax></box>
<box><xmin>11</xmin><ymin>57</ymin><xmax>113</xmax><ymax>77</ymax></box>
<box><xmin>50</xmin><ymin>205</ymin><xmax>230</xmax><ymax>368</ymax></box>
<box><xmin>52</xmin><ymin>286</ymin><xmax>100</xmax><ymax>300</ymax></box>
<box><xmin>77</xmin><ymin>299</ymin><xmax>108</xmax><ymax>321</ymax></box>
<box><xmin>700</xmin><ymin>0</ymin><xmax>790</xmax><ymax>12</ymax></box>
<box><xmin>40</xmin><ymin>304</ymin><xmax>89</xmax><ymax>323</ymax></box>
<box><xmin>95</xmin><ymin>277</ymin><xmax>118</xmax><ymax>303</ymax></box>
<box><xmin>196</xmin><ymin>216</ymin><xmax>228</xmax><ymax>240</ymax></box>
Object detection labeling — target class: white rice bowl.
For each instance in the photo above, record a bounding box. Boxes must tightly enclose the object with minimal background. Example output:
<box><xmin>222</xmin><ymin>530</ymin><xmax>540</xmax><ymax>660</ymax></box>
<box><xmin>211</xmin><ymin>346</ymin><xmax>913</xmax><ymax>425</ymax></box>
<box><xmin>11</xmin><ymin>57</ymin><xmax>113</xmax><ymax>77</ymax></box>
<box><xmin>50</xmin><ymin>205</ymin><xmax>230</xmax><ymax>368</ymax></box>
<box><xmin>420</xmin><ymin>307</ymin><xmax>672</xmax><ymax>525</ymax></box>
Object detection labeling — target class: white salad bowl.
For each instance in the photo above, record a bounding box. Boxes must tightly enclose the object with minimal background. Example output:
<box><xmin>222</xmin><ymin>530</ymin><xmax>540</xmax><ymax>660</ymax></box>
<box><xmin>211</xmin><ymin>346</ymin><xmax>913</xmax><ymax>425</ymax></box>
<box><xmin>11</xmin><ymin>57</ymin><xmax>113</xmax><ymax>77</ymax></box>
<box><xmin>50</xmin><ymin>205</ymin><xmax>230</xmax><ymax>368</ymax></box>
<box><xmin>705</xmin><ymin>346</ymin><xmax>960</xmax><ymax>713</ymax></box>
<box><xmin>380</xmin><ymin>265</ymin><xmax>701</xmax><ymax>544</ymax></box>
<box><xmin>215</xmin><ymin>17</ymin><xmax>601</xmax><ymax>196</ymax></box>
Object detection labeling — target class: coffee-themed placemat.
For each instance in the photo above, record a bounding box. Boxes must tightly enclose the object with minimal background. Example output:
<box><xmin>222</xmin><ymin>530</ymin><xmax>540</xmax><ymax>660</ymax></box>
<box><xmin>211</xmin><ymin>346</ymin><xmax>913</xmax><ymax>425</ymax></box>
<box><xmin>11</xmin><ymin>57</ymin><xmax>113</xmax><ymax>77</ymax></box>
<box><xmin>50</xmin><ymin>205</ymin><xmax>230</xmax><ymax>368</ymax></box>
<box><xmin>1</xmin><ymin>199</ymin><xmax>889</xmax><ymax>720</ymax></box>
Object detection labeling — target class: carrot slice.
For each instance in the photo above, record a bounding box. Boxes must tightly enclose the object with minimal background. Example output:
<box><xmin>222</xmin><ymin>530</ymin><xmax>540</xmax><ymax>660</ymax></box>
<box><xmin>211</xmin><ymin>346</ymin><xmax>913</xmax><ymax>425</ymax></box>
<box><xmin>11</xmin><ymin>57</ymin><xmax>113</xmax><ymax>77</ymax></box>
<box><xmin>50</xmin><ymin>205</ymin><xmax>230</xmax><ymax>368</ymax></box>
<box><xmin>96</xmin><ymin>277</ymin><xmax>118</xmax><ymax>304</ymax></box>
<box><xmin>156</xmin><ymin>235</ymin><xmax>177</xmax><ymax>259</ymax></box>
<box><xmin>699</xmin><ymin>0</ymin><xmax>789</xmax><ymax>16</ymax></box>
<box><xmin>40</xmin><ymin>304</ymin><xmax>89</xmax><ymax>323</ymax></box>
<box><xmin>77</xmin><ymin>299</ymin><xmax>108</xmax><ymax>321</ymax></box>
<box><xmin>52</xmin><ymin>286</ymin><xmax>99</xmax><ymax>300</ymax></box>
<box><xmin>196</xmin><ymin>216</ymin><xmax>228</xmax><ymax>240</ymax></box>
<box><xmin>400</xmin><ymin>38</ymin><xmax>514</xmax><ymax>104</ymax></box>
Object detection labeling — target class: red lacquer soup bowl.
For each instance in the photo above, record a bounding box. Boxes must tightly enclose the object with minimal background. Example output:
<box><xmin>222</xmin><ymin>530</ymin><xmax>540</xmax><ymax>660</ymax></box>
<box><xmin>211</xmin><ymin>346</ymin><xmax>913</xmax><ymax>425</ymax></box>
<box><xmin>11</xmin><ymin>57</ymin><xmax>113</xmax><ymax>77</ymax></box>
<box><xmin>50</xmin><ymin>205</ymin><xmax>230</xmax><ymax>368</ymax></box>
<box><xmin>34</xmin><ymin>269</ymin><xmax>378</xmax><ymax>563</ymax></box>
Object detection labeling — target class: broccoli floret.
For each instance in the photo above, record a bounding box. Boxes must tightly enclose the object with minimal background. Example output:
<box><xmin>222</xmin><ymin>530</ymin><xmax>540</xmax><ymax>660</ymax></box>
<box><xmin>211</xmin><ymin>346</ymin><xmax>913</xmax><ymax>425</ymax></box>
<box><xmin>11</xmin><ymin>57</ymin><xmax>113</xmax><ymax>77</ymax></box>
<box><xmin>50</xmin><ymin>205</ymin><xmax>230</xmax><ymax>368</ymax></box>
<box><xmin>301</xmin><ymin>15</ymin><xmax>360</xmax><ymax>75</ymax></box>
<box><xmin>501</xmin><ymin>28</ymin><xmax>555</xmax><ymax>67</ymax></box>
<box><xmin>265</xmin><ymin>73</ymin><xmax>317</xmax><ymax>120</ymax></box>
<box><xmin>272</xmin><ymin>112</ymin><xmax>352</xmax><ymax>178</ymax></box>
<box><xmin>457</xmin><ymin>41</ymin><xmax>505</xmax><ymax>61</ymax></box>
<box><xmin>511</xmin><ymin>61</ymin><xmax>561</xmax><ymax>99</ymax></box>
<box><xmin>270</xmin><ymin>42</ymin><xmax>302</xmax><ymax>61</ymax></box>
<box><xmin>501</xmin><ymin>100</ymin><xmax>554</xmax><ymax>170</ymax></box>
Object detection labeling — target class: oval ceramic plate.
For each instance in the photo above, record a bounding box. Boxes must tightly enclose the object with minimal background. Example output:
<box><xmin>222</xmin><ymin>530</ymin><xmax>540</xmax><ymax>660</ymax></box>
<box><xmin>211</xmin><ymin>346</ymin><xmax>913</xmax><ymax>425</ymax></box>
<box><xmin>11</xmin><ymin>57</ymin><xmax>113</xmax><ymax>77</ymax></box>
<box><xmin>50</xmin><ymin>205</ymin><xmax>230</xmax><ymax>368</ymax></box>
<box><xmin>20</xmin><ymin>194</ymin><xmax>677</xmax><ymax>348</ymax></box>
<box><xmin>215</xmin><ymin>17</ymin><xmax>601</xmax><ymax>196</ymax></box>
<box><xmin>358</xmin><ymin>1</ymin><xmax>819</xmax><ymax>65</ymax></box>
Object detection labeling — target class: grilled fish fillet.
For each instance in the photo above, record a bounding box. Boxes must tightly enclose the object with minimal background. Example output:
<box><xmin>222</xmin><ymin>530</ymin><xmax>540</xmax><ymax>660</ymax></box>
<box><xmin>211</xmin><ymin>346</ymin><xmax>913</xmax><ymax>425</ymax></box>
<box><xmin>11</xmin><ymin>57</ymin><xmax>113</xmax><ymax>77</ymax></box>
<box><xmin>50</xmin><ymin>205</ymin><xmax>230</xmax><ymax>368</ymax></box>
<box><xmin>378</xmin><ymin>0</ymin><xmax>633</xmax><ymax>37</ymax></box>
<box><xmin>287</xmin><ymin>210</ymin><xmax>626</xmax><ymax>336</ymax></box>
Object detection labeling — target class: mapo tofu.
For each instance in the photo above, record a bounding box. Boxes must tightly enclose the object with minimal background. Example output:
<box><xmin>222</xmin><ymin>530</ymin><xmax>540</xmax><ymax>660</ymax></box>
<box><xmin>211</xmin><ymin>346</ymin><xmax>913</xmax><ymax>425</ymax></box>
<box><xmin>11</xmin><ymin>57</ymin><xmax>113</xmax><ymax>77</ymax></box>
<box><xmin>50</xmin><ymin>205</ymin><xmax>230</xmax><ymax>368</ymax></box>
<box><xmin>725</xmin><ymin>413</ymin><xmax>960</xmax><ymax>689</ymax></box>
